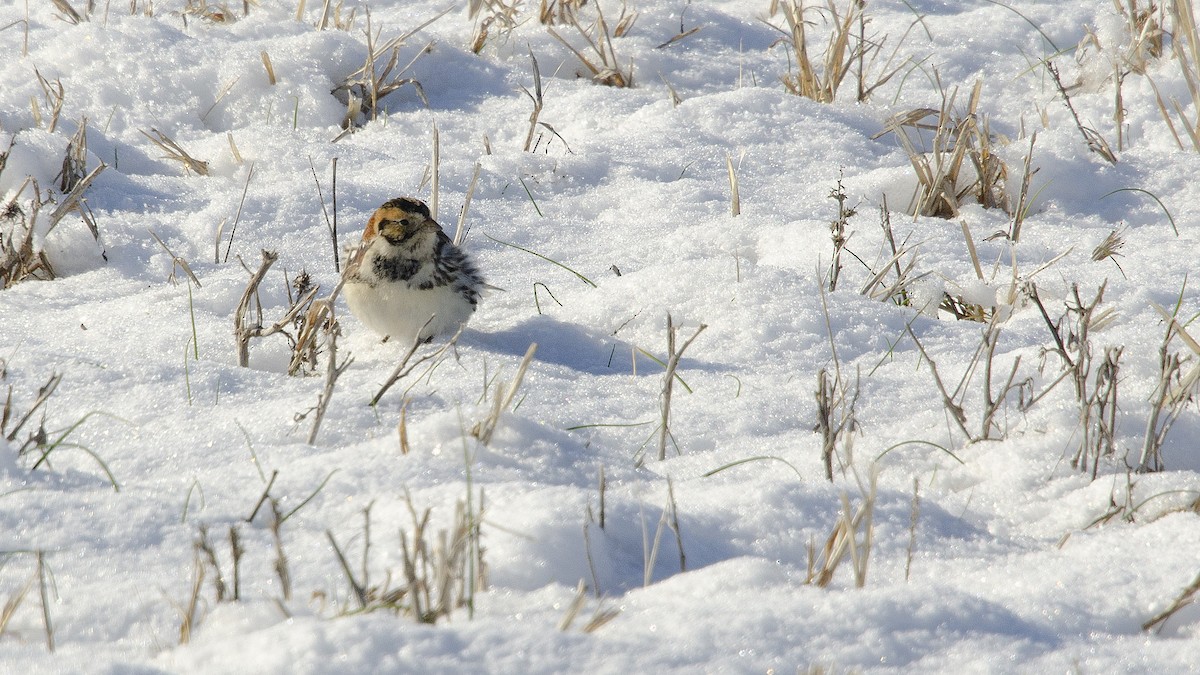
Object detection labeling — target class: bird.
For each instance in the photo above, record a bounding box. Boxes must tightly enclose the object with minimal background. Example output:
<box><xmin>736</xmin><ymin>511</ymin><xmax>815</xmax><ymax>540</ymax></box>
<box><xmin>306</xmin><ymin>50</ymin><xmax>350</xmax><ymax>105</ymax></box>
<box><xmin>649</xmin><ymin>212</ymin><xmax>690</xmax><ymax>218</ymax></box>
<box><xmin>342</xmin><ymin>197</ymin><xmax>484</xmax><ymax>344</ymax></box>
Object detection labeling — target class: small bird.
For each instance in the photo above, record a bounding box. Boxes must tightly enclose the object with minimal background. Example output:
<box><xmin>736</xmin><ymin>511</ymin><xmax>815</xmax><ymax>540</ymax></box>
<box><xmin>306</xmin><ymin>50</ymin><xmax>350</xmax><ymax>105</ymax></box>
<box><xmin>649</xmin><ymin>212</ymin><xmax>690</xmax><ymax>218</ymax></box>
<box><xmin>343</xmin><ymin>197</ymin><xmax>484</xmax><ymax>344</ymax></box>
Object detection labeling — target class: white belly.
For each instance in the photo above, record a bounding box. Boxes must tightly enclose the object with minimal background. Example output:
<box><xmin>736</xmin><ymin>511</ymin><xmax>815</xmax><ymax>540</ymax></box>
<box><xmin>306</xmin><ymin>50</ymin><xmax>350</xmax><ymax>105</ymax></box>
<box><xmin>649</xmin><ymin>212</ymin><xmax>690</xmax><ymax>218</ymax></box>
<box><xmin>344</xmin><ymin>280</ymin><xmax>474</xmax><ymax>343</ymax></box>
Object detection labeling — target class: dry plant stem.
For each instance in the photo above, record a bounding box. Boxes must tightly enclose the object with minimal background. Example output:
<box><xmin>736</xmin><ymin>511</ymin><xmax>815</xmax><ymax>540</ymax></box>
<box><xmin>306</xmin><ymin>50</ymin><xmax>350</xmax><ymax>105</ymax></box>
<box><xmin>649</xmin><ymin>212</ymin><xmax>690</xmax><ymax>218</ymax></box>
<box><xmin>827</xmin><ymin>177</ymin><xmax>851</xmax><ymax>290</ymax></box>
<box><xmin>454</xmin><ymin>162</ymin><xmax>481</xmax><ymax>246</ymax></box>
<box><xmin>307</xmin><ymin>322</ymin><xmax>354</xmax><ymax>444</ymax></box>
<box><xmin>222</xmin><ymin>163</ymin><xmax>256</xmax><ymax>263</ymax></box>
<box><xmin>521</xmin><ymin>49</ymin><xmax>544</xmax><ymax>152</ymax></box>
<box><xmin>726</xmin><ymin>154</ymin><xmax>740</xmax><ymax>216</ymax></box>
<box><xmin>326</xmin><ymin>529</ymin><xmax>368</xmax><ymax>609</ymax></box>
<box><xmin>1047</xmin><ymin>62</ymin><xmax>1117</xmax><ymax>164</ymax></box>
<box><xmin>232</xmin><ymin>250</ymin><xmax>277</xmax><ymax>367</ymax></box>
<box><xmin>245</xmin><ymin>469</ymin><xmax>279</xmax><ymax>523</ymax></box>
<box><xmin>47</xmin><ymin>163</ymin><xmax>105</xmax><ymax>238</ymax></box>
<box><xmin>308</xmin><ymin>156</ymin><xmax>340</xmax><ymax>272</ymax></box>
<box><xmin>656</xmin><ymin>314</ymin><xmax>707</xmax><ymax>461</ymax></box>
<box><xmin>149</xmin><ymin>230</ymin><xmax>201</xmax><ymax>287</ymax></box>
<box><xmin>4</xmin><ymin>373</ymin><xmax>62</xmax><ymax>443</ymax></box>
<box><xmin>430</xmin><ymin>122</ymin><xmax>439</xmax><ymax>220</ymax></box>
<box><xmin>176</xmin><ymin>553</ymin><xmax>205</xmax><ymax>644</ymax></box>
<box><xmin>398</xmin><ymin>398</ymin><xmax>411</xmax><ymax>454</ymax></box>
<box><xmin>815</xmin><ymin>367</ymin><xmax>859</xmax><ymax>480</ymax></box>
<box><xmin>36</xmin><ymin>551</ymin><xmax>53</xmax><ymax>652</ymax></box>
<box><xmin>195</xmin><ymin>525</ymin><xmax>228</xmax><ymax>602</ymax></box>
<box><xmin>905</xmin><ymin>325</ymin><xmax>971</xmax><ymax>439</ymax></box>
<box><xmin>233</xmin><ymin>250</ymin><xmax>317</xmax><ymax>368</ymax></box>
<box><xmin>0</xmin><ymin>565</ymin><xmax>35</xmax><ymax>639</ymax></box>
<box><xmin>140</xmin><ymin>128</ymin><xmax>209</xmax><ymax>175</ymax></box>
<box><xmin>666</xmin><ymin>476</ymin><xmax>686</xmax><ymax>573</ymax></box>
<box><xmin>977</xmin><ymin>319</ymin><xmax>1022</xmax><ymax>440</ymax></box>
<box><xmin>270</xmin><ymin>500</ymin><xmax>292</xmax><ymax>601</ymax></box>
<box><xmin>558</xmin><ymin>580</ymin><xmax>588</xmax><ymax>631</ymax></box>
<box><xmin>1010</xmin><ymin>133</ymin><xmax>1037</xmax><ymax>241</ymax></box>
<box><xmin>598</xmin><ymin>464</ymin><xmax>606</xmax><ymax>530</ymax></box>
<box><xmin>228</xmin><ymin>526</ymin><xmax>243</xmax><ymax>601</ymax></box>
<box><xmin>1143</xmin><ymin>570</ymin><xmax>1200</xmax><ymax>633</ymax></box>
<box><xmin>474</xmin><ymin>343</ymin><xmax>537</xmax><ymax>445</ymax></box>
<box><xmin>959</xmin><ymin>219</ymin><xmax>983</xmax><ymax>280</ymax></box>
<box><xmin>370</xmin><ymin>322</ymin><xmax>462</xmax><ymax>406</ymax></box>
<box><xmin>582</xmin><ymin>518</ymin><xmax>602</xmax><ymax>596</ymax></box>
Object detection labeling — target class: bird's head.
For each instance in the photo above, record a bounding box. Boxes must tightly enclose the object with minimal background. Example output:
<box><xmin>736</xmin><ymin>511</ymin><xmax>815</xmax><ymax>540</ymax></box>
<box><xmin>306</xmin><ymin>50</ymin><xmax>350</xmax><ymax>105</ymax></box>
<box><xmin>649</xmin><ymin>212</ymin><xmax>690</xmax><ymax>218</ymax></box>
<box><xmin>365</xmin><ymin>198</ymin><xmax>433</xmax><ymax>245</ymax></box>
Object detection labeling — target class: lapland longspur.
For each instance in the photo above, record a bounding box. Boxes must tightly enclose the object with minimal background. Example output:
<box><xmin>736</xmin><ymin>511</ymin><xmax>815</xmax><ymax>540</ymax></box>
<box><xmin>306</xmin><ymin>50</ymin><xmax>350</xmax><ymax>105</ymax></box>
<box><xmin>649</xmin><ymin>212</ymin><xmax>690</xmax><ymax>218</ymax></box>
<box><xmin>343</xmin><ymin>197</ymin><xmax>484</xmax><ymax>343</ymax></box>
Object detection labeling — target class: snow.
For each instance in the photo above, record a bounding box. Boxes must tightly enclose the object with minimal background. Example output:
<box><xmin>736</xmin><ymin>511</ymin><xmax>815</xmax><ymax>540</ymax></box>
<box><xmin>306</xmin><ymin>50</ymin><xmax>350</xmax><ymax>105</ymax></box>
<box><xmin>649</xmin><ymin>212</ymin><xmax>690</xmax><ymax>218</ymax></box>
<box><xmin>2</xmin><ymin>0</ymin><xmax>1200</xmax><ymax>672</ymax></box>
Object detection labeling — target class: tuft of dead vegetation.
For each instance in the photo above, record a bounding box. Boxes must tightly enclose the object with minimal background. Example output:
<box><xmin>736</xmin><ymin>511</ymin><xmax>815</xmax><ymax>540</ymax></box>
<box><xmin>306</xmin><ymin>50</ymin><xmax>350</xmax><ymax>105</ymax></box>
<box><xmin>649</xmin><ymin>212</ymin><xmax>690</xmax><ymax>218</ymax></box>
<box><xmin>141</xmin><ymin>128</ymin><xmax>209</xmax><ymax>176</ymax></box>
<box><xmin>332</xmin><ymin>10</ymin><xmax>438</xmax><ymax>135</ymax></box>
<box><xmin>472</xmin><ymin>343</ymin><xmax>536</xmax><ymax>446</ymax></box>
<box><xmin>546</xmin><ymin>0</ymin><xmax>636</xmax><ymax>87</ymax></box>
<box><xmin>877</xmin><ymin>81</ymin><xmax>1026</xmax><ymax>219</ymax></box>
<box><xmin>232</xmin><ymin>251</ymin><xmax>323</xmax><ymax>369</ymax></box>
<box><xmin>769</xmin><ymin>0</ymin><xmax>905</xmax><ymax>103</ymax></box>
<box><xmin>807</xmin><ymin>468</ymin><xmax>877</xmax><ymax>588</ymax></box>
<box><xmin>468</xmin><ymin>0</ymin><xmax>522</xmax><ymax>54</ymax></box>
<box><xmin>326</xmin><ymin>494</ymin><xmax>486</xmax><ymax>623</ymax></box>
<box><xmin>1</xmin><ymin>125</ymin><xmax>106</xmax><ymax>290</ymax></box>
<box><xmin>1</xmin><ymin>184</ymin><xmax>55</xmax><ymax>288</ymax></box>
<box><xmin>1137</xmin><ymin>298</ymin><xmax>1200</xmax><ymax>471</ymax></box>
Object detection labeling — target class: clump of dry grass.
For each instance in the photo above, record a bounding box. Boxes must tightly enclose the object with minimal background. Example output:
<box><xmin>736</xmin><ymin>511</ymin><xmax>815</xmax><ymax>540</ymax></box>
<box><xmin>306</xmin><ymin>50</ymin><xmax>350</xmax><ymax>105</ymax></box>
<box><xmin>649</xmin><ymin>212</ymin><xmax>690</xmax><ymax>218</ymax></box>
<box><xmin>1138</xmin><ymin>298</ymin><xmax>1200</xmax><ymax>471</ymax></box>
<box><xmin>472</xmin><ymin>343</ymin><xmax>537</xmax><ymax>446</ymax></box>
<box><xmin>807</xmin><ymin>469</ymin><xmax>877</xmax><ymax>588</ymax></box>
<box><xmin>332</xmin><ymin>10</ymin><xmax>438</xmax><ymax>135</ymax></box>
<box><xmin>878</xmin><ymin>81</ymin><xmax>1019</xmax><ymax>219</ymax></box>
<box><xmin>32</xmin><ymin>69</ymin><xmax>65</xmax><ymax>133</ymax></box>
<box><xmin>1085</xmin><ymin>0</ymin><xmax>1200</xmax><ymax>152</ymax></box>
<box><xmin>1</xmin><ymin>182</ymin><xmax>55</xmax><ymax>288</ymax></box>
<box><xmin>1024</xmin><ymin>282</ymin><xmax>1123</xmax><ymax>478</ymax></box>
<box><xmin>859</xmin><ymin>197</ymin><xmax>924</xmax><ymax>307</ymax></box>
<box><xmin>557</xmin><ymin>580</ymin><xmax>620</xmax><ymax>633</ymax></box>
<box><xmin>546</xmin><ymin>0</ymin><xmax>636</xmax><ymax>87</ymax></box>
<box><xmin>326</xmin><ymin>493</ymin><xmax>486</xmax><ymax>623</ymax></box>
<box><xmin>468</xmin><ymin>0</ymin><xmax>523</xmax><ymax>54</ymax></box>
<box><xmin>182</xmin><ymin>0</ymin><xmax>238</xmax><ymax>23</ymax></box>
<box><xmin>141</xmin><ymin>128</ymin><xmax>209</xmax><ymax>176</ymax></box>
<box><xmin>232</xmin><ymin>251</ymin><xmax>321</xmax><ymax>369</ymax></box>
<box><xmin>769</xmin><ymin>0</ymin><xmax>904</xmax><ymax>103</ymax></box>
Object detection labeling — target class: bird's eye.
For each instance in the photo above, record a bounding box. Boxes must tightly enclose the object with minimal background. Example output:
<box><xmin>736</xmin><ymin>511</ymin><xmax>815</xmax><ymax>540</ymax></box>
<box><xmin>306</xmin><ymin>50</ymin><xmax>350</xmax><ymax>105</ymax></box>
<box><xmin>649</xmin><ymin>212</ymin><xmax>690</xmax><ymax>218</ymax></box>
<box><xmin>399</xmin><ymin>219</ymin><xmax>410</xmax><ymax>226</ymax></box>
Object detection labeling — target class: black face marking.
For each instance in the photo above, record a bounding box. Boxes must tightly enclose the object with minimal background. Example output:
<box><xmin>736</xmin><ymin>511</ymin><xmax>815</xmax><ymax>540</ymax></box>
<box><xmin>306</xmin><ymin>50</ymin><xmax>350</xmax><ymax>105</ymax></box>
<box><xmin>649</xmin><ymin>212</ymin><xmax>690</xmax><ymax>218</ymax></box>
<box><xmin>373</xmin><ymin>254</ymin><xmax>421</xmax><ymax>282</ymax></box>
<box><xmin>379</xmin><ymin>223</ymin><xmax>409</xmax><ymax>246</ymax></box>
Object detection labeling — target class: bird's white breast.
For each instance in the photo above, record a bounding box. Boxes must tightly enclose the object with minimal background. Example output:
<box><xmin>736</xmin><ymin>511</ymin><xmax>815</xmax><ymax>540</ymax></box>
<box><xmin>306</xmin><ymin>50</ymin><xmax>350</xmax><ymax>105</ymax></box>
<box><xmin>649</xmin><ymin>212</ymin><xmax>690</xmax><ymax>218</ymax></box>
<box><xmin>344</xmin><ymin>278</ymin><xmax>473</xmax><ymax>343</ymax></box>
